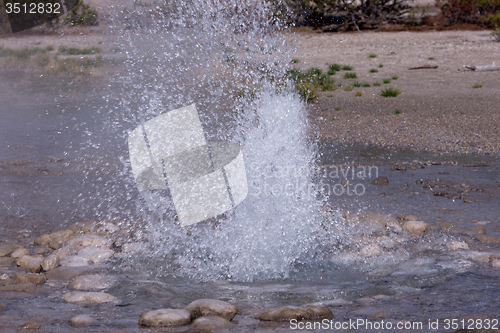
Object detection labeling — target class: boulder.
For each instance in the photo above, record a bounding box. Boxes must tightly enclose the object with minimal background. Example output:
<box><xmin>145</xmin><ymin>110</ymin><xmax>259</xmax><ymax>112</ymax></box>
<box><xmin>139</xmin><ymin>309</ymin><xmax>192</xmax><ymax>327</ymax></box>
<box><xmin>403</xmin><ymin>221</ymin><xmax>428</xmax><ymax>236</ymax></box>
<box><xmin>69</xmin><ymin>314</ymin><xmax>95</xmax><ymax>327</ymax></box>
<box><xmin>69</xmin><ymin>275</ymin><xmax>116</xmax><ymax>290</ymax></box>
<box><xmin>26</xmin><ymin>258</ymin><xmax>43</xmax><ymax>273</ymax></box>
<box><xmin>78</xmin><ymin>247</ymin><xmax>114</xmax><ymax>263</ymax></box>
<box><xmin>255</xmin><ymin>306</ymin><xmax>333</xmax><ymax>322</ymax></box>
<box><xmin>191</xmin><ymin>316</ymin><xmax>233</xmax><ymax>330</ymax></box>
<box><xmin>185</xmin><ymin>299</ymin><xmax>238</xmax><ymax>320</ymax></box>
<box><xmin>41</xmin><ymin>255</ymin><xmax>59</xmax><ymax>271</ymax></box>
<box><xmin>13</xmin><ymin>273</ymin><xmax>46</xmax><ymax>286</ymax></box>
<box><xmin>62</xmin><ymin>291</ymin><xmax>117</xmax><ymax>304</ymax></box>
<box><xmin>0</xmin><ymin>243</ymin><xmax>18</xmax><ymax>257</ymax></box>
<box><xmin>10</xmin><ymin>248</ymin><xmax>30</xmax><ymax>258</ymax></box>
<box><xmin>68</xmin><ymin>236</ymin><xmax>112</xmax><ymax>248</ymax></box>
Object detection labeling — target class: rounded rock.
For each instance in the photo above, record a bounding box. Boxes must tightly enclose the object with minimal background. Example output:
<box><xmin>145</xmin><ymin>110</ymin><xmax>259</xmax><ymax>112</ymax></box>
<box><xmin>403</xmin><ymin>221</ymin><xmax>428</xmax><ymax>236</ymax></box>
<box><xmin>69</xmin><ymin>314</ymin><xmax>95</xmax><ymax>327</ymax></box>
<box><xmin>255</xmin><ymin>306</ymin><xmax>333</xmax><ymax>322</ymax></box>
<box><xmin>446</xmin><ymin>241</ymin><xmax>469</xmax><ymax>251</ymax></box>
<box><xmin>78</xmin><ymin>247</ymin><xmax>114</xmax><ymax>263</ymax></box>
<box><xmin>185</xmin><ymin>299</ymin><xmax>238</xmax><ymax>320</ymax></box>
<box><xmin>10</xmin><ymin>248</ymin><xmax>30</xmax><ymax>258</ymax></box>
<box><xmin>62</xmin><ymin>291</ymin><xmax>117</xmax><ymax>304</ymax></box>
<box><xmin>191</xmin><ymin>316</ymin><xmax>233</xmax><ymax>330</ymax></box>
<box><xmin>139</xmin><ymin>309</ymin><xmax>192</xmax><ymax>327</ymax></box>
<box><xmin>360</xmin><ymin>244</ymin><xmax>382</xmax><ymax>257</ymax></box>
<box><xmin>69</xmin><ymin>274</ymin><xmax>116</xmax><ymax>290</ymax></box>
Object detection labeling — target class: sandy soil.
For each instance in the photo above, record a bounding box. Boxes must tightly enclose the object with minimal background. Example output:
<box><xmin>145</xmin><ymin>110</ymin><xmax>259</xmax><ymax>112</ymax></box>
<box><xmin>292</xmin><ymin>30</ymin><xmax>500</xmax><ymax>155</ymax></box>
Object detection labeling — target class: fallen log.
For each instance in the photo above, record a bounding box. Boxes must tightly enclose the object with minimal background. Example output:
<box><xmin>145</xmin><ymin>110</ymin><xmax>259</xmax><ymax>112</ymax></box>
<box><xmin>462</xmin><ymin>64</ymin><xmax>500</xmax><ymax>72</ymax></box>
<box><xmin>408</xmin><ymin>66</ymin><xmax>438</xmax><ymax>70</ymax></box>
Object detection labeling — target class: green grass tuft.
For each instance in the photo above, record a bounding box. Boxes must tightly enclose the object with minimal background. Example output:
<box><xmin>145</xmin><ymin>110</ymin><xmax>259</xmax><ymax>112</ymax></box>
<box><xmin>380</xmin><ymin>87</ymin><xmax>402</xmax><ymax>97</ymax></box>
<box><xmin>334</xmin><ymin>106</ymin><xmax>341</xmax><ymax>111</ymax></box>
<box><xmin>369</xmin><ymin>53</ymin><xmax>377</xmax><ymax>58</ymax></box>
<box><xmin>394</xmin><ymin>109</ymin><xmax>402</xmax><ymax>114</ymax></box>
<box><xmin>379</xmin><ymin>64</ymin><xmax>384</xmax><ymax>68</ymax></box>
<box><xmin>355</xmin><ymin>91</ymin><xmax>363</xmax><ymax>97</ymax></box>
<box><xmin>373</xmin><ymin>82</ymin><xmax>381</xmax><ymax>86</ymax></box>
<box><xmin>428</xmin><ymin>57</ymin><xmax>435</xmax><ymax>60</ymax></box>
<box><xmin>344</xmin><ymin>85</ymin><xmax>354</xmax><ymax>91</ymax></box>
<box><xmin>383</xmin><ymin>79</ymin><xmax>391</xmax><ymax>84</ymax></box>
<box><xmin>341</xmin><ymin>65</ymin><xmax>352</xmax><ymax>71</ymax></box>
<box><xmin>344</xmin><ymin>72</ymin><xmax>357</xmax><ymax>79</ymax></box>
<box><xmin>286</xmin><ymin>67</ymin><xmax>337</xmax><ymax>102</ymax></box>
<box><xmin>362</xmin><ymin>82</ymin><xmax>370</xmax><ymax>87</ymax></box>
<box><xmin>472</xmin><ymin>83</ymin><xmax>483</xmax><ymax>88</ymax></box>
<box><xmin>392</xmin><ymin>75</ymin><xmax>399</xmax><ymax>80</ymax></box>
<box><xmin>291</xmin><ymin>58</ymin><xmax>300</xmax><ymax>63</ymax></box>
<box><xmin>369</xmin><ymin>68</ymin><xmax>378</xmax><ymax>73</ymax></box>
<box><xmin>59</xmin><ymin>46</ymin><xmax>101</xmax><ymax>55</ymax></box>
<box><xmin>352</xmin><ymin>81</ymin><xmax>361</xmax><ymax>87</ymax></box>
<box><xmin>328</xmin><ymin>63</ymin><xmax>341</xmax><ymax>74</ymax></box>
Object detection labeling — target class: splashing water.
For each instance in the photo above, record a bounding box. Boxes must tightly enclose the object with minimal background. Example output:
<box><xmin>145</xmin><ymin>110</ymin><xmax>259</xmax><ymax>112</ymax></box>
<box><xmin>95</xmin><ymin>0</ymin><xmax>336</xmax><ymax>281</ymax></box>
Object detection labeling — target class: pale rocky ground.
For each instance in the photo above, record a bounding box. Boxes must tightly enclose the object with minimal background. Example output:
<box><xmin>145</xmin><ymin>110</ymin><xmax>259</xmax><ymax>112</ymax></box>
<box><xmin>292</xmin><ymin>29</ymin><xmax>500</xmax><ymax>154</ymax></box>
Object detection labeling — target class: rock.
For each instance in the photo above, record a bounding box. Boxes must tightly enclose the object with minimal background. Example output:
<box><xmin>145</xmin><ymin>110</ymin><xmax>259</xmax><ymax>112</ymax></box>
<box><xmin>255</xmin><ymin>306</ymin><xmax>333</xmax><ymax>322</ymax></box>
<box><xmin>370</xmin><ymin>176</ymin><xmax>389</xmax><ymax>185</ymax></box>
<box><xmin>78</xmin><ymin>247</ymin><xmax>114</xmax><ymax>263</ymax></box>
<box><xmin>403</xmin><ymin>221</ymin><xmax>428</xmax><ymax>236</ymax></box>
<box><xmin>60</xmin><ymin>256</ymin><xmax>90</xmax><ymax>267</ymax></box>
<box><xmin>139</xmin><ymin>309</ymin><xmax>192</xmax><ymax>327</ymax></box>
<box><xmin>16</xmin><ymin>255</ymin><xmax>39</xmax><ymax>267</ymax></box>
<box><xmin>18</xmin><ymin>322</ymin><xmax>40</xmax><ymax>330</ymax></box>
<box><xmin>347</xmin><ymin>213</ymin><xmax>401</xmax><ymax>233</ymax></box>
<box><xmin>34</xmin><ymin>234</ymin><xmax>51</xmax><ymax>246</ymax></box>
<box><xmin>0</xmin><ymin>243</ymin><xmax>18</xmax><ymax>257</ymax></box>
<box><xmin>69</xmin><ymin>275</ymin><xmax>116</xmax><ymax>290</ymax></box>
<box><xmin>371</xmin><ymin>311</ymin><xmax>387</xmax><ymax>319</ymax></box>
<box><xmin>191</xmin><ymin>316</ymin><xmax>233</xmax><ymax>330</ymax></box>
<box><xmin>13</xmin><ymin>273</ymin><xmax>46</xmax><ymax>286</ymax></box>
<box><xmin>360</xmin><ymin>244</ymin><xmax>382</xmax><ymax>257</ymax></box>
<box><xmin>69</xmin><ymin>314</ymin><xmax>95</xmax><ymax>327</ymax></box>
<box><xmin>62</xmin><ymin>291</ymin><xmax>117</xmax><ymax>304</ymax></box>
<box><xmin>427</xmin><ymin>225</ymin><xmax>439</xmax><ymax>231</ymax></box>
<box><xmin>45</xmin><ymin>266</ymin><xmax>92</xmax><ymax>281</ymax></box>
<box><xmin>0</xmin><ymin>257</ymin><xmax>13</xmax><ymax>267</ymax></box>
<box><xmin>446</xmin><ymin>241</ymin><xmax>469</xmax><ymax>251</ymax></box>
<box><xmin>41</xmin><ymin>255</ymin><xmax>59</xmax><ymax>271</ymax></box>
<box><xmin>26</xmin><ymin>258</ymin><xmax>43</xmax><ymax>273</ymax></box>
<box><xmin>439</xmin><ymin>222</ymin><xmax>456</xmax><ymax>232</ymax></box>
<box><xmin>53</xmin><ymin>245</ymin><xmax>82</xmax><ymax>258</ymax></box>
<box><xmin>49</xmin><ymin>230</ymin><xmax>74</xmax><ymax>249</ymax></box>
<box><xmin>448</xmin><ymin>227</ymin><xmax>469</xmax><ymax>235</ymax></box>
<box><xmin>397</xmin><ymin>214</ymin><xmax>419</xmax><ymax>222</ymax></box>
<box><xmin>470</xmin><ymin>226</ymin><xmax>486</xmax><ymax>234</ymax></box>
<box><xmin>68</xmin><ymin>235</ymin><xmax>112</xmax><ymax>248</ymax></box>
<box><xmin>491</xmin><ymin>260</ymin><xmax>500</xmax><ymax>268</ymax></box>
<box><xmin>0</xmin><ymin>282</ymin><xmax>36</xmax><ymax>292</ymax></box>
<box><xmin>475</xmin><ymin>234</ymin><xmax>500</xmax><ymax>244</ymax></box>
<box><xmin>185</xmin><ymin>299</ymin><xmax>238</xmax><ymax>320</ymax></box>
<box><xmin>10</xmin><ymin>247</ymin><xmax>29</xmax><ymax>258</ymax></box>
<box><xmin>0</xmin><ymin>303</ymin><xmax>4</xmax><ymax>313</ymax></box>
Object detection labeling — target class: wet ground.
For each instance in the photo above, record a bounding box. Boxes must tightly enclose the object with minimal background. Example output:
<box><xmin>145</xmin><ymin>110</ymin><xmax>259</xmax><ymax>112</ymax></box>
<box><xmin>1</xmin><ymin>68</ymin><xmax>500</xmax><ymax>332</ymax></box>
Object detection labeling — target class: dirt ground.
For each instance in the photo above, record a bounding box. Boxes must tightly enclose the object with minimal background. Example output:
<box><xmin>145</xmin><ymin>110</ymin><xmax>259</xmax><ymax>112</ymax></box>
<box><xmin>292</xmin><ymin>30</ymin><xmax>500</xmax><ymax>155</ymax></box>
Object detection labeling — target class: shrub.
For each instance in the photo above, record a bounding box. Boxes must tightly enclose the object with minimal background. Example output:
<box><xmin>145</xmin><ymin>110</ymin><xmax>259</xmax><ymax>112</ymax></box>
<box><xmin>380</xmin><ymin>87</ymin><xmax>402</xmax><ymax>97</ymax></box>
<box><xmin>436</xmin><ymin>0</ymin><xmax>500</xmax><ymax>26</ymax></box>
<box><xmin>287</xmin><ymin>67</ymin><xmax>337</xmax><ymax>102</ymax></box>
<box><xmin>65</xmin><ymin>1</ymin><xmax>98</xmax><ymax>26</ymax></box>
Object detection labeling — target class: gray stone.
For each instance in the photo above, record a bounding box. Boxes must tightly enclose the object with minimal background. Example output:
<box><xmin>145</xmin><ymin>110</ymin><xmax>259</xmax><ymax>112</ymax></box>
<box><xmin>255</xmin><ymin>306</ymin><xmax>333</xmax><ymax>322</ymax></box>
<box><xmin>191</xmin><ymin>316</ymin><xmax>233</xmax><ymax>330</ymax></box>
<box><xmin>139</xmin><ymin>309</ymin><xmax>192</xmax><ymax>327</ymax></box>
<box><xmin>0</xmin><ymin>243</ymin><xmax>18</xmax><ymax>257</ymax></box>
<box><xmin>446</xmin><ymin>241</ymin><xmax>469</xmax><ymax>251</ymax></box>
<box><xmin>185</xmin><ymin>299</ymin><xmax>238</xmax><ymax>320</ymax></box>
<box><xmin>34</xmin><ymin>234</ymin><xmax>51</xmax><ymax>246</ymax></box>
<box><xmin>397</xmin><ymin>214</ymin><xmax>419</xmax><ymax>222</ymax></box>
<box><xmin>0</xmin><ymin>257</ymin><xmax>13</xmax><ymax>268</ymax></box>
<box><xmin>360</xmin><ymin>244</ymin><xmax>382</xmax><ymax>257</ymax></box>
<box><xmin>78</xmin><ymin>247</ymin><xmax>114</xmax><ymax>263</ymax></box>
<box><xmin>69</xmin><ymin>314</ymin><xmax>95</xmax><ymax>327</ymax></box>
<box><xmin>53</xmin><ymin>245</ymin><xmax>81</xmax><ymax>259</ymax></box>
<box><xmin>69</xmin><ymin>275</ymin><xmax>116</xmax><ymax>290</ymax></box>
<box><xmin>0</xmin><ymin>282</ymin><xmax>37</xmax><ymax>292</ymax></box>
<box><xmin>10</xmin><ymin>247</ymin><xmax>30</xmax><ymax>258</ymax></box>
<box><xmin>16</xmin><ymin>255</ymin><xmax>39</xmax><ymax>267</ymax></box>
<box><xmin>68</xmin><ymin>235</ymin><xmax>112</xmax><ymax>248</ymax></box>
<box><xmin>403</xmin><ymin>221</ymin><xmax>428</xmax><ymax>236</ymax></box>
<box><xmin>476</xmin><ymin>234</ymin><xmax>500</xmax><ymax>244</ymax></box>
<box><xmin>41</xmin><ymin>255</ymin><xmax>59</xmax><ymax>271</ymax></box>
<box><xmin>62</xmin><ymin>291</ymin><xmax>117</xmax><ymax>304</ymax></box>
<box><xmin>26</xmin><ymin>258</ymin><xmax>43</xmax><ymax>273</ymax></box>
<box><xmin>45</xmin><ymin>266</ymin><xmax>92</xmax><ymax>281</ymax></box>
<box><xmin>18</xmin><ymin>322</ymin><xmax>40</xmax><ymax>330</ymax></box>
<box><xmin>13</xmin><ymin>273</ymin><xmax>46</xmax><ymax>286</ymax></box>
<box><xmin>370</xmin><ymin>176</ymin><xmax>389</xmax><ymax>185</ymax></box>
<box><xmin>60</xmin><ymin>256</ymin><xmax>90</xmax><ymax>267</ymax></box>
